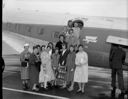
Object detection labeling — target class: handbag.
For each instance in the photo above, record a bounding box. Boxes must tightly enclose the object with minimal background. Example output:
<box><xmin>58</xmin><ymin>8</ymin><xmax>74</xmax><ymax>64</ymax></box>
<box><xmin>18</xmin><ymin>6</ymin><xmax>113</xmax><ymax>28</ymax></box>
<box><xmin>21</xmin><ymin>61</ymin><xmax>28</xmax><ymax>67</ymax></box>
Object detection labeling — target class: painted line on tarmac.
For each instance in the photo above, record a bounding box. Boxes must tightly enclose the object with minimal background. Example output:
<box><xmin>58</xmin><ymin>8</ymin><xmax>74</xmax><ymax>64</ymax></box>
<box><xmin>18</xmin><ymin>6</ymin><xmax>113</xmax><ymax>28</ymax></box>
<box><xmin>3</xmin><ymin>87</ymin><xmax>70</xmax><ymax>99</ymax></box>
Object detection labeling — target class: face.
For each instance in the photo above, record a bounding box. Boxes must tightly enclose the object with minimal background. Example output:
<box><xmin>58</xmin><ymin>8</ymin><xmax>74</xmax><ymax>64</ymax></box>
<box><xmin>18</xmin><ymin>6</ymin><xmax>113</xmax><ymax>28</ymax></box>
<box><xmin>41</xmin><ymin>47</ymin><xmax>45</xmax><ymax>51</ymax></box>
<box><xmin>70</xmin><ymin>47</ymin><xmax>74</xmax><ymax>52</ymax></box>
<box><xmin>62</xmin><ymin>45</ymin><xmax>66</xmax><ymax>50</ymax></box>
<box><xmin>24</xmin><ymin>46</ymin><xmax>29</xmax><ymax>51</ymax></box>
<box><xmin>55</xmin><ymin>49</ymin><xmax>59</xmax><ymax>54</ymax></box>
<box><xmin>68</xmin><ymin>21</ymin><xmax>72</xmax><ymax>27</ymax></box>
<box><xmin>47</xmin><ymin>47</ymin><xmax>51</xmax><ymax>51</ymax></box>
<box><xmin>33</xmin><ymin>48</ymin><xmax>38</xmax><ymax>54</ymax></box>
<box><xmin>48</xmin><ymin>43</ymin><xmax>53</xmax><ymax>48</ymax></box>
<box><xmin>60</xmin><ymin>36</ymin><xmax>64</xmax><ymax>42</ymax></box>
<box><xmin>37</xmin><ymin>47</ymin><xmax>41</xmax><ymax>52</ymax></box>
<box><xmin>79</xmin><ymin>46</ymin><xmax>83</xmax><ymax>52</ymax></box>
<box><xmin>69</xmin><ymin>30</ymin><xmax>73</xmax><ymax>34</ymax></box>
<box><xmin>74</xmin><ymin>23</ymin><xmax>78</xmax><ymax>27</ymax></box>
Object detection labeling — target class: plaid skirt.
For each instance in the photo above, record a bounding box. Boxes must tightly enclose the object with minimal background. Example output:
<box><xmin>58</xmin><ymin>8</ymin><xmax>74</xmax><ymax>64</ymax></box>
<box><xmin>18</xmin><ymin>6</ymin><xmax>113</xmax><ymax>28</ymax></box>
<box><xmin>21</xmin><ymin>67</ymin><xmax>29</xmax><ymax>80</ymax></box>
<box><xmin>56</xmin><ymin>65</ymin><xmax>67</xmax><ymax>85</ymax></box>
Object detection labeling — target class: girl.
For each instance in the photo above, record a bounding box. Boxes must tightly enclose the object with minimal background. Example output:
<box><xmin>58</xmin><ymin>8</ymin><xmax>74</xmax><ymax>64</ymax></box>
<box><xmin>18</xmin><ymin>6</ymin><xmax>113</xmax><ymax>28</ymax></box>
<box><xmin>66</xmin><ymin>45</ymin><xmax>76</xmax><ymax>88</ymax></box>
<box><xmin>68</xmin><ymin>44</ymin><xmax>88</xmax><ymax>93</ymax></box>
<box><xmin>20</xmin><ymin>43</ymin><xmax>31</xmax><ymax>90</ymax></box>
<box><xmin>29</xmin><ymin>46</ymin><xmax>40</xmax><ymax>91</ymax></box>
<box><xmin>39</xmin><ymin>46</ymin><xmax>55</xmax><ymax>89</ymax></box>
<box><xmin>57</xmin><ymin>44</ymin><xmax>69</xmax><ymax>88</ymax></box>
<box><xmin>51</xmin><ymin>47</ymin><xmax>60</xmax><ymax>86</ymax></box>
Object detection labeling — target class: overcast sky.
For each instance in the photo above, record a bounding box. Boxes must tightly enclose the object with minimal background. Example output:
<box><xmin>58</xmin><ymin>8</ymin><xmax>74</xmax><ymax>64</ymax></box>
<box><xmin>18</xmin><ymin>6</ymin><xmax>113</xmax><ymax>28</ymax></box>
<box><xmin>3</xmin><ymin>0</ymin><xmax>128</xmax><ymax>18</ymax></box>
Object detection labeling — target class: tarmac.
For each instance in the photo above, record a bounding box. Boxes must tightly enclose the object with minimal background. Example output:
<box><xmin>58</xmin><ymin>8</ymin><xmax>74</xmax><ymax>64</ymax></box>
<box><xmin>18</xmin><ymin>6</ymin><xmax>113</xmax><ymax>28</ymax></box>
<box><xmin>2</xmin><ymin>55</ymin><xmax>128</xmax><ymax>99</ymax></box>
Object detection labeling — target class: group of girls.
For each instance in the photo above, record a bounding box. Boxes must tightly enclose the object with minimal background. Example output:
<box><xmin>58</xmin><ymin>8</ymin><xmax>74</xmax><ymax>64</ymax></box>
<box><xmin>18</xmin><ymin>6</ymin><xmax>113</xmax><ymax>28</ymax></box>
<box><xmin>20</xmin><ymin>20</ymin><xmax>88</xmax><ymax>93</ymax></box>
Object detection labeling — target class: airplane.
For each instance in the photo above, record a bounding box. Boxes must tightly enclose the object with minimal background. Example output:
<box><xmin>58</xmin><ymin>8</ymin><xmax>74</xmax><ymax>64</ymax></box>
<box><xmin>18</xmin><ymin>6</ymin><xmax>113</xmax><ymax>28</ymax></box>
<box><xmin>2</xmin><ymin>0</ymin><xmax>128</xmax><ymax>70</ymax></box>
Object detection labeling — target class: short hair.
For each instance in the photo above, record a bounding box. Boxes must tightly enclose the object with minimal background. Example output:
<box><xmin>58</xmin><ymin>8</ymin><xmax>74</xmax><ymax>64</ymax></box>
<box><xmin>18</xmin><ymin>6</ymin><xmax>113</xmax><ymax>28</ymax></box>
<box><xmin>69</xmin><ymin>29</ymin><xmax>73</xmax><ymax>32</ymax></box>
<box><xmin>48</xmin><ymin>42</ymin><xmax>54</xmax><ymax>48</ymax></box>
<box><xmin>36</xmin><ymin>45</ymin><xmax>40</xmax><ymax>48</ymax></box>
<box><xmin>78</xmin><ymin>44</ymin><xmax>84</xmax><ymax>48</ymax></box>
<box><xmin>33</xmin><ymin>46</ymin><xmax>38</xmax><ymax>50</ymax></box>
<box><xmin>59</xmin><ymin>34</ymin><xmax>65</xmax><ymax>39</ymax></box>
<box><xmin>47</xmin><ymin>45</ymin><xmax>51</xmax><ymax>49</ymax></box>
<box><xmin>41</xmin><ymin>45</ymin><xmax>46</xmax><ymax>48</ymax></box>
<box><xmin>69</xmin><ymin>45</ymin><xmax>74</xmax><ymax>48</ymax></box>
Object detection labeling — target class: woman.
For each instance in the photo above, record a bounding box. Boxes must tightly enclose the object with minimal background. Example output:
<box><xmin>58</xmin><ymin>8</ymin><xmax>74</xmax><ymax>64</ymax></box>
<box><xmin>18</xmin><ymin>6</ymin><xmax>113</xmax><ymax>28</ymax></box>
<box><xmin>29</xmin><ymin>46</ymin><xmax>41</xmax><ymax>91</ymax></box>
<box><xmin>55</xmin><ymin>35</ymin><xmax>67</xmax><ymax>54</ymax></box>
<box><xmin>72</xmin><ymin>22</ymin><xmax>81</xmax><ymax>46</ymax></box>
<box><xmin>66</xmin><ymin>45</ymin><xmax>76</xmax><ymax>87</ymax></box>
<box><xmin>39</xmin><ymin>46</ymin><xmax>55</xmax><ymax>89</ymax></box>
<box><xmin>48</xmin><ymin>42</ymin><xmax>55</xmax><ymax>55</ymax></box>
<box><xmin>51</xmin><ymin>48</ymin><xmax>60</xmax><ymax>86</ymax></box>
<box><xmin>62</xmin><ymin>20</ymin><xmax>73</xmax><ymax>36</ymax></box>
<box><xmin>68</xmin><ymin>44</ymin><xmax>88</xmax><ymax>93</ymax></box>
<box><xmin>57</xmin><ymin>43</ymin><xmax>69</xmax><ymax>88</ymax></box>
<box><xmin>20</xmin><ymin>43</ymin><xmax>31</xmax><ymax>90</ymax></box>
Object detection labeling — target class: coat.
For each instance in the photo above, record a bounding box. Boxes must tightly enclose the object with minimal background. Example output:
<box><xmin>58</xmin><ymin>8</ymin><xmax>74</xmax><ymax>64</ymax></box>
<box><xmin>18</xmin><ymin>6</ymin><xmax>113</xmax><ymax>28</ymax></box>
<box><xmin>66</xmin><ymin>52</ymin><xmax>76</xmax><ymax>82</ymax></box>
<box><xmin>29</xmin><ymin>53</ymin><xmax>41</xmax><ymax>88</ymax></box>
<box><xmin>20</xmin><ymin>50</ymin><xmax>31</xmax><ymax>80</ymax></box>
<box><xmin>59</xmin><ymin>49</ymin><xmax>69</xmax><ymax>66</ymax></box>
<box><xmin>110</xmin><ymin>47</ymin><xmax>126</xmax><ymax>69</ymax></box>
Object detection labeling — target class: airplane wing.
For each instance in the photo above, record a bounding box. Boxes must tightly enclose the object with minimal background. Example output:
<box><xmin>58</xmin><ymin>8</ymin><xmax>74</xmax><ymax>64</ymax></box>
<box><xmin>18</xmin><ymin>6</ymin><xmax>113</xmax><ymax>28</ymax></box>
<box><xmin>106</xmin><ymin>35</ymin><xmax>128</xmax><ymax>46</ymax></box>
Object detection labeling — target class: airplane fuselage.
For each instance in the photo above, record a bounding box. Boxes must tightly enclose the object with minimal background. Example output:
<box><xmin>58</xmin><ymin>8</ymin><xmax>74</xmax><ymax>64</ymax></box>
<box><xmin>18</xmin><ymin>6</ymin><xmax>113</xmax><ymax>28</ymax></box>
<box><xmin>2</xmin><ymin>22</ymin><xmax>128</xmax><ymax>68</ymax></box>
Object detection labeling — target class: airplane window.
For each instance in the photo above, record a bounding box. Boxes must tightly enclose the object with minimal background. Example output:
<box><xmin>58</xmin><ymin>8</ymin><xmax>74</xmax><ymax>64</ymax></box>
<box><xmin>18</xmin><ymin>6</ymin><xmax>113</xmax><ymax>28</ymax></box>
<box><xmin>28</xmin><ymin>26</ymin><xmax>31</xmax><ymax>33</ymax></box>
<box><xmin>39</xmin><ymin>28</ymin><xmax>44</xmax><ymax>35</ymax></box>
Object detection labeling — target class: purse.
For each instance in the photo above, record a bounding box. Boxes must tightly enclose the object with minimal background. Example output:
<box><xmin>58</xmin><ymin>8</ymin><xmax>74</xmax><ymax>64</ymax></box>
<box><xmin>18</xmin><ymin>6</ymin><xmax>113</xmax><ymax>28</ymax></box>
<box><xmin>21</xmin><ymin>61</ymin><xmax>28</xmax><ymax>67</ymax></box>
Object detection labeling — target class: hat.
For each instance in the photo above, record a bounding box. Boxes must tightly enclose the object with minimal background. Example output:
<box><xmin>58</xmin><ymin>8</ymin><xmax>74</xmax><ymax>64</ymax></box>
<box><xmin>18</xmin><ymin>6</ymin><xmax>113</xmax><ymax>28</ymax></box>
<box><xmin>24</xmin><ymin>43</ymin><xmax>29</xmax><ymax>47</ymax></box>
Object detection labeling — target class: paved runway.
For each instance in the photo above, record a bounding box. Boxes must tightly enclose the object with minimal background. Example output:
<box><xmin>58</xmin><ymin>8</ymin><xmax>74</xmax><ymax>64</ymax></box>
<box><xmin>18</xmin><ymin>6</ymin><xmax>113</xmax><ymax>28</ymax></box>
<box><xmin>2</xmin><ymin>56</ymin><xmax>128</xmax><ymax>99</ymax></box>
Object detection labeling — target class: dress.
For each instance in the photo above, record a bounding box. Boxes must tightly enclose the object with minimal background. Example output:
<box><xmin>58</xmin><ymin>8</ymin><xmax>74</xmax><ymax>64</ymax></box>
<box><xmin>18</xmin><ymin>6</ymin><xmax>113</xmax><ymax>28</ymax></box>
<box><xmin>39</xmin><ymin>51</ymin><xmax>55</xmax><ymax>83</ymax></box>
<box><xmin>66</xmin><ymin>52</ymin><xmax>76</xmax><ymax>82</ymax></box>
<box><xmin>72</xmin><ymin>27</ymin><xmax>80</xmax><ymax>46</ymax></box>
<box><xmin>20</xmin><ymin>50</ymin><xmax>31</xmax><ymax>80</ymax></box>
<box><xmin>74</xmin><ymin>51</ymin><xmax>88</xmax><ymax>83</ymax></box>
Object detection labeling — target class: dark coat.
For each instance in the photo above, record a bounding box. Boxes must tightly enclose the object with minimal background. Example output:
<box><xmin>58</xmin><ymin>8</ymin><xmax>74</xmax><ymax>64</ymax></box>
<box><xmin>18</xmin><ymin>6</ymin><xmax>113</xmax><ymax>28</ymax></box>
<box><xmin>59</xmin><ymin>49</ymin><xmax>69</xmax><ymax>66</ymax></box>
<box><xmin>110</xmin><ymin>47</ymin><xmax>126</xmax><ymax>69</ymax></box>
<box><xmin>55</xmin><ymin>41</ymin><xmax>67</xmax><ymax>54</ymax></box>
<box><xmin>29</xmin><ymin>53</ymin><xmax>41</xmax><ymax>88</ymax></box>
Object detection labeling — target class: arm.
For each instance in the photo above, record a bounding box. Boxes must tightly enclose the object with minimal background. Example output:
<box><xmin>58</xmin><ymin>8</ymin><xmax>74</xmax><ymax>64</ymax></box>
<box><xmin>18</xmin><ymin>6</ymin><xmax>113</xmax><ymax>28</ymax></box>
<box><xmin>80</xmin><ymin>52</ymin><xmax>88</xmax><ymax>65</ymax></box>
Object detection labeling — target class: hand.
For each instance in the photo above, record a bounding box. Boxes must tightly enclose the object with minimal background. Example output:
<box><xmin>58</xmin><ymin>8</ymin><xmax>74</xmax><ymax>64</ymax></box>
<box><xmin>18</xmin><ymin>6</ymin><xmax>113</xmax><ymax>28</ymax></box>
<box><xmin>71</xmin><ymin>69</ymin><xmax>74</xmax><ymax>71</ymax></box>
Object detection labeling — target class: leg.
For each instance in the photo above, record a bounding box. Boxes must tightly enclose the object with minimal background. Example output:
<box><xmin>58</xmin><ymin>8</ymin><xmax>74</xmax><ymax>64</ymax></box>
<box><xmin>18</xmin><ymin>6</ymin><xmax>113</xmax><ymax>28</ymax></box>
<box><xmin>81</xmin><ymin>83</ymin><xmax>85</xmax><ymax>93</ymax></box>
<box><xmin>111</xmin><ymin>69</ymin><xmax>117</xmax><ymax>89</ymax></box>
<box><xmin>68</xmin><ymin>81</ymin><xmax>74</xmax><ymax>91</ymax></box>
<box><xmin>111</xmin><ymin>69</ymin><xmax>116</xmax><ymax>98</ymax></box>
<box><xmin>77</xmin><ymin>82</ymin><xmax>82</xmax><ymax>92</ymax></box>
<box><xmin>117</xmin><ymin>69</ymin><xmax>125</xmax><ymax>92</ymax></box>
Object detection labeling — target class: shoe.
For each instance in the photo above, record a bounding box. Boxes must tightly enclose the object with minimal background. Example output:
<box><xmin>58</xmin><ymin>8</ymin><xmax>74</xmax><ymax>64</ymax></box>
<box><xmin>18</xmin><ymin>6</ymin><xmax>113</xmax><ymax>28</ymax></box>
<box><xmin>76</xmin><ymin>89</ymin><xmax>82</xmax><ymax>93</ymax></box>
<box><xmin>22</xmin><ymin>84</ymin><xmax>26</xmax><ymax>90</ymax></box>
<box><xmin>68</xmin><ymin>87</ymin><xmax>74</xmax><ymax>92</ymax></box>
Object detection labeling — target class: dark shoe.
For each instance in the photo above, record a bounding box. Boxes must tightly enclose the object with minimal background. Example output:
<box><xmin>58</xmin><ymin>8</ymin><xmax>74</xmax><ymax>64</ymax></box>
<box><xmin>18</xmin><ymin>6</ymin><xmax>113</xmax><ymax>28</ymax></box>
<box><xmin>76</xmin><ymin>89</ymin><xmax>82</xmax><ymax>93</ymax></box>
<box><xmin>22</xmin><ymin>84</ymin><xmax>27</xmax><ymax>90</ymax></box>
<box><xmin>111</xmin><ymin>90</ymin><xmax>116</xmax><ymax>98</ymax></box>
<box><xmin>25</xmin><ymin>83</ymin><xmax>29</xmax><ymax>89</ymax></box>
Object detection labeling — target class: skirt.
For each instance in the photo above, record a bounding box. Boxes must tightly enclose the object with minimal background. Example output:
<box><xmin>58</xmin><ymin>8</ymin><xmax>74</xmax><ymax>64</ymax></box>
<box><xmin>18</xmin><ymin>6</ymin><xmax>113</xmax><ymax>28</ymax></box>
<box><xmin>21</xmin><ymin>67</ymin><xmax>29</xmax><ymax>80</ymax></box>
<box><xmin>56</xmin><ymin>65</ymin><xmax>67</xmax><ymax>85</ymax></box>
<box><xmin>74</xmin><ymin>65</ymin><xmax>88</xmax><ymax>83</ymax></box>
